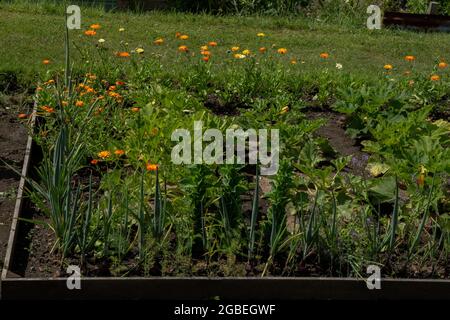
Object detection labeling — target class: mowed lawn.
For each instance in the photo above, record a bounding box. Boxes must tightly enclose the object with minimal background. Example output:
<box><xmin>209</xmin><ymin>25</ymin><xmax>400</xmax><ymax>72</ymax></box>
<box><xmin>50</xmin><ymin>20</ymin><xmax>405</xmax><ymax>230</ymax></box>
<box><xmin>1</xmin><ymin>2</ymin><xmax>450</xmax><ymax>82</ymax></box>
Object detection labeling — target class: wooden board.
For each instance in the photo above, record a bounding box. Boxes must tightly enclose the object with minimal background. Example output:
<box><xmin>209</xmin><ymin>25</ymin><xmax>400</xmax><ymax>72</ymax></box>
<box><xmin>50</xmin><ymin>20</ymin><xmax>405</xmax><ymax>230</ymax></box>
<box><xmin>383</xmin><ymin>11</ymin><xmax>450</xmax><ymax>31</ymax></box>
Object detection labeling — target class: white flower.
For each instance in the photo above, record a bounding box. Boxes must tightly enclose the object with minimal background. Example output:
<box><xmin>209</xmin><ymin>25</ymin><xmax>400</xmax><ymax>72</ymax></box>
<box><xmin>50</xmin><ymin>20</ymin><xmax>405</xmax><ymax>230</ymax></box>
<box><xmin>98</xmin><ymin>38</ymin><xmax>105</xmax><ymax>43</ymax></box>
<box><xmin>336</xmin><ymin>63</ymin><xmax>343</xmax><ymax>70</ymax></box>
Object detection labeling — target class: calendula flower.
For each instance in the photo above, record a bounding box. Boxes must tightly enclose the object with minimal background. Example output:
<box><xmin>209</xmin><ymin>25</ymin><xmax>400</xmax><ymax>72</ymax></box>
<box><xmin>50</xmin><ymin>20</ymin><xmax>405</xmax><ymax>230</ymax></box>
<box><xmin>119</xmin><ymin>27</ymin><xmax>125</xmax><ymax>32</ymax></box>
<box><xmin>234</xmin><ymin>54</ymin><xmax>246</xmax><ymax>59</ymax></box>
<box><xmin>231</xmin><ymin>46</ymin><xmax>240</xmax><ymax>52</ymax></box>
<box><xmin>18</xmin><ymin>113</ymin><xmax>28</xmax><ymax>119</ymax></box>
<box><xmin>202</xmin><ymin>56</ymin><xmax>210</xmax><ymax>62</ymax></box>
<box><xmin>180</xmin><ymin>34</ymin><xmax>189</xmax><ymax>40</ymax></box>
<box><xmin>154</xmin><ymin>38</ymin><xmax>164</xmax><ymax>45</ymax></box>
<box><xmin>116</xmin><ymin>51</ymin><xmax>130</xmax><ymax>57</ymax></box>
<box><xmin>404</xmin><ymin>55</ymin><xmax>415</xmax><ymax>62</ymax></box>
<box><xmin>44</xmin><ymin>79</ymin><xmax>55</xmax><ymax>85</ymax></box>
<box><xmin>90</xmin><ymin>159</ymin><xmax>99</xmax><ymax>165</ymax></box>
<box><xmin>208</xmin><ymin>41</ymin><xmax>218</xmax><ymax>47</ymax></box>
<box><xmin>146</xmin><ymin>163</ymin><xmax>158</xmax><ymax>171</ymax></box>
<box><xmin>175</xmin><ymin>32</ymin><xmax>181</xmax><ymax>38</ymax></box>
<box><xmin>115</xmin><ymin>81</ymin><xmax>125</xmax><ymax>86</ymax></box>
<box><xmin>259</xmin><ymin>47</ymin><xmax>267</xmax><ymax>53</ymax></box>
<box><xmin>336</xmin><ymin>63</ymin><xmax>343</xmax><ymax>69</ymax></box>
<box><xmin>90</xmin><ymin>24</ymin><xmax>101</xmax><ymax>30</ymax></box>
<box><xmin>84</xmin><ymin>29</ymin><xmax>97</xmax><ymax>36</ymax></box>
<box><xmin>114</xmin><ymin>149</ymin><xmax>125</xmax><ymax>156</ymax></box>
<box><xmin>242</xmin><ymin>49</ymin><xmax>251</xmax><ymax>55</ymax></box>
<box><xmin>178</xmin><ymin>45</ymin><xmax>189</xmax><ymax>52</ymax></box>
<box><xmin>430</xmin><ymin>74</ymin><xmax>440</xmax><ymax>81</ymax></box>
<box><xmin>320</xmin><ymin>52</ymin><xmax>329</xmax><ymax>59</ymax></box>
<box><xmin>277</xmin><ymin>48</ymin><xmax>288</xmax><ymax>54</ymax></box>
<box><xmin>280</xmin><ymin>106</ymin><xmax>289</xmax><ymax>114</ymax></box>
<box><xmin>201</xmin><ymin>50</ymin><xmax>211</xmax><ymax>56</ymax></box>
<box><xmin>131</xmin><ymin>107</ymin><xmax>140</xmax><ymax>112</ymax></box>
<box><xmin>257</xmin><ymin>32</ymin><xmax>266</xmax><ymax>37</ymax></box>
<box><xmin>201</xmin><ymin>45</ymin><xmax>209</xmax><ymax>51</ymax></box>
<box><xmin>383</xmin><ymin>64</ymin><xmax>393</xmax><ymax>70</ymax></box>
<box><xmin>438</xmin><ymin>62</ymin><xmax>448</xmax><ymax>69</ymax></box>
<box><xmin>42</xmin><ymin>59</ymin><xmax>50</xmax><ymax>65</ymax></box>
<box><xmin>41</xmin><ymin>106</ymin><xmax>54</xmax><ymax>113</ymax></box>
<box><xmin>75</xmin><ymin>100</ymin><xmax>84</xmax><ymax>107</ymax></box>
<box><xmin>135</xmin><ymin>48</ymin><xmax>145</xmax><ymax>54</ymax></box>
<box><xmin>291</xmin><ymin>59</ymin><xmax>297</xmax><ymax>64</ymax></box>
<box><xmin>98</xmin><ymin>38</ymin><xmax>105</xmax><ymax>43</ymax></box>
<box><xmin>97</xmin><ymin>151</ymin><xmax>111</xmax><ymax>159</ymax></box>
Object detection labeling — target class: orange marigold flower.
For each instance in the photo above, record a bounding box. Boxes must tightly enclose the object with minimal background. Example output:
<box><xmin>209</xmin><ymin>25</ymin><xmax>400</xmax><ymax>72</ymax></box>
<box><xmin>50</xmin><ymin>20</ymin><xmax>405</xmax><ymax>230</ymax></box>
<box><xmin>154</xmin><ymin>38</ymin><xmax>164</xmax><ymax>45</ymax></box>
<box><xmin>405</xmin><ymin>55</ymin><xmax>415</xmax><ymax>62</ymax></box>
<box><xmin>108</xmin><ymin>85</ymin><xmax>117</xmax><ymax>91</ymax></box>
<box><xmin>75</xmin><ymin>100</ymin><xmax>84</xmax><ymax>107</ymax></box>
<box><xmin>178</xmin><ymin>45</ymin><xmax>189</xmax><ymax>52</ymax></box>
<box><xmin>90</xmin><ymin>159</ymin><xmax>99</xmax><ymax>165</ymax></box>
<box><xmin>320</xmin><ymin>52</ymin><xmax>329</xmax><ymax>59</ymax></box>
<box><xmin>208</xmin><ymin>41</ymin><xmax>218</xmax><ymax>47</ymax></box>
<box><xmin>115</xmin><ymin>81</ymin><xmax>125</xmax><ymax>86</ymax></box>
<box><xmin>114</xmin><ymin>149</ymin><xmax>125</xmax><ymax>156</ymax></box>
<box><xmin>202</xmin><ymin>56</ymin><xmax>210</xmax><ymax>62</ymax></box>
<box><xmin>18</xmin><ymin>113</ymin><xmax>28</xmax><ymax>119</ymax></box>
<box><xmin>231</xmin><ymin>46</ymin><xmax>240</xmax><ymax>52</ymax></box>
<box><xmin>383</xmin><ymin>64</ymin><xmax>393</xmax><ymax>70</ymax></box>
<box><xmin>90</xmin><ymin>24</ymin><xmax>101</xmax><ymax>30</ymax></box>
<box><xmin>438</xmin><ymin>62</ymin><xmax>448</xmax><ymax>69</ymax></box>
<box><xmin>201</xmin><ymin>50</ymin><xmax>211</xmax><ymax>56</ymax></box>
<box><xmin>131</xmin><ymin>107</ymin><xmax>140</xmax><ymax>112</ymax></box>
<box><xmin>41</xmin><ymin>106</ymin><xmax>54</xmax><ymax>113</ymax></box>
<box><xmin>146</xmin><ymin>163</ymin><xmax>158</xmax><ymax>171</ymax></box>
<box><xmin>175</xmin><ymin>32</ymin><xmax>182</xmax><ymax>38</ymax></box>
<box><xmin>201</xmin><ymin>45</ymin><xmax>209</xmax><ymax>51</ymax></box>
<box><xmin>97</xmin><ymin>151</ymin><xmax>111</xmax><ymax>159</ymax></box>
<box><xmin>84</xmin><ymin>29</ymin><xmax>97</xmax><ymax>36</ymax></box>
<box><xmin>259</xmin><ymin>47</ymin><xmax>267</xmax><ymax>53</ymax></box>
<box><xmin>116</xmin><ymin>51</ymin><xmax>130</xmax><ymax>57</ymax></box>
<box><xmin>42</xmin><ymin>59</ymin><xmax>50</xmax><ymax>65</ymax></box>
<box><xmin>430</xmin><ymin>74</ymin><xmax>440</xmax><ymax>81</ymax></box>
<box><xmin>277</xmin><ymin>48</ymin><xmax>288</xmax><ymax>54</ymax></box>
<box><xmin>179</xmin><ymin>35</ymin><xmax>189</xmax><ymax>40</ymax></box>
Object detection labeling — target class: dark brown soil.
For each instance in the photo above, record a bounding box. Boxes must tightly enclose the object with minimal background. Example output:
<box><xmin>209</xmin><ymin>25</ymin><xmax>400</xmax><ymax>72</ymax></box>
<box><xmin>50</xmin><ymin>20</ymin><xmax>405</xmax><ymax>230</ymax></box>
<box><xmin>0</xmin><ymin>93</ymin><xmax>30</xmax><ymax>270</ymax></box>
<box><xmin>307</xmin><ymin>111</ymin><xmax>369</xmax><ymax>177</ymax></box>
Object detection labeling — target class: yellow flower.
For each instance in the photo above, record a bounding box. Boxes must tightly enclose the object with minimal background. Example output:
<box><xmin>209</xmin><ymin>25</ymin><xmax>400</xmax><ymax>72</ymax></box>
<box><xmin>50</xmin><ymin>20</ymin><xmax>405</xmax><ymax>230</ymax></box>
<box><xmin>135</xmin><ymin>48</ymin><xmax>145</xmax><ymax>54</ymax></box>
<box><xmin>257</xmin><ymin>33</ymin><xmax>266</xmax><ymax>37</ymax></box>
<box><xmin>291</xmin><ymin>59</ymin><xmax>297</xmax><ymax>64</ymax></box>
<box><xmin>178</xmin><ymin>45</ymin><xmax>189</xmax><ymax>52</ymax></box>
<box><xmin>180</xmin><ymin>34</ymin><xmax>189</xmax><ymax>40</ymax></box>
<box><xmin>234</xmin><ymin>54</ymin><xmax>246</xmax><ymax>59</ymax></box>
<box><xmin>242</xmin><ymin>49</ymin><xmax>251</xmax><ymax>55</ymax></box>
<box><xmin>97</xmin><ymin>151</ymin><xmax>111</xmax><ymax>159</ymax></box>
<box><xmin>201</xmin><ymin>45</ymin><xmax>209</xmax><ymax>51</ymax></box>
<box><xmin>231</xmin><ymin>46</ymin><xmax>240</xmax><ymax>52</ymax></box>
<box><xmin>277</xmin><ymin>48</ymin><xmax>288</xmax><ymax>54</ymax></box>
<box><xmin>280</xmin><ymin>106</ymin><xmax>289</xmax><ymax>114</ymax></box>
<box><xmin>383</xmin><ymin>64</ymin><xmax>393</xmax><ymax>70</ymax></box>
<box><xmin>404</xmin><ymin>55</ymin><xmax>415</xmax><ymax>62</ymax></box>
<box><xmin>438</xmin><ymin>62</ymin><xmax>448</xmax><ymax>69</ymax></box>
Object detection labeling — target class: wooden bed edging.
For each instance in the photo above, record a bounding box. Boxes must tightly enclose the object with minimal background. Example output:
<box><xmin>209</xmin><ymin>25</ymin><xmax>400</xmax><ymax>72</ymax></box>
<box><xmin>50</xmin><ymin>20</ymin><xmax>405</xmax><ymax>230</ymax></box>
<box><xmin>2</xmin><ymin>277</ymin><xmax>450</xmax><ymax>300</ymax></box>
<box><xmin>383</xmin><ymin>11</ymin><xmax>450</xmax><ymax>31</ymax></box>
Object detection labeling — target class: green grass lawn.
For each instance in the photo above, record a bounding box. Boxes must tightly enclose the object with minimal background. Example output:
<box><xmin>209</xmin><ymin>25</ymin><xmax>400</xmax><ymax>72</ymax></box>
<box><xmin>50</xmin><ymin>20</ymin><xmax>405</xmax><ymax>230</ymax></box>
<box><xmin>1</xmin><ymin>1</ymin><xmax>450</xmax><ymax>84</ymax></box>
